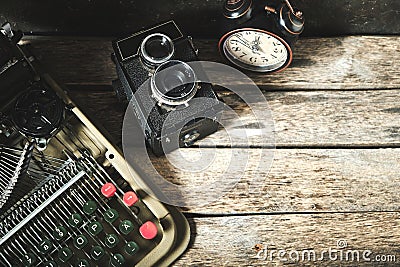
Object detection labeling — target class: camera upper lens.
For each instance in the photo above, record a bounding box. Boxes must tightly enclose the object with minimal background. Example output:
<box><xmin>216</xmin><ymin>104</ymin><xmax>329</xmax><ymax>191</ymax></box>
<box><xmin>151</xmin><ymin>60</ymin><xmax>198</xmax><ymax>106</ymax></box>
<box><xmin>140</xmin><ymin>33</ymin><xmax>174</xmax><ymax>66</ymax></box>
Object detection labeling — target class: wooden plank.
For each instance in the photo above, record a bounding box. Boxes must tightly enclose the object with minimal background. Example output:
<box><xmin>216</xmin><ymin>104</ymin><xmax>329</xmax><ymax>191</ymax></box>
<box><xmin>24</xmin><ymin>36</ymin><xmax>400</xmax><ymax>90</ymax></box>
<box><xmin>69</xmin><ymin>89</ymin><xmax>400</xmax><ymax>214</ymax></box>
<box><xmin>146</xmin><ymin>148</ymin><xmax>400</xmax><ymax>214</ymax></box>
<box><xmin>3</xmin><ymin>0</ymin><xmax>400</xmax><ymax>37</ymax></box>
<box><xmin>69</xmin><ymin>89</ymin><xmax>400</xmax><ymax>147</ymax></box>
<box><xmin>176</xmin><ymin>213</ymin><xmax>400</xmax><ymax>266</ymax></box>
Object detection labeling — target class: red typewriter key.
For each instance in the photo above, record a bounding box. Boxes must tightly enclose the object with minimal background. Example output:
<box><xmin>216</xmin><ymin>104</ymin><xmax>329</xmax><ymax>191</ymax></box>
<box><xmin>123</xmin><ymin>191</ymin><xmax>138</xmax><ymax>207</ymax></box>
<box><xmin>139</xmin><ymin>221</ymin><xmax>158</xmax><ymax>240</ymax></box>
<box><xmin>101</xmin><ymin>183</ymin><xmax>116</xmax><ymax>198</ymax></box>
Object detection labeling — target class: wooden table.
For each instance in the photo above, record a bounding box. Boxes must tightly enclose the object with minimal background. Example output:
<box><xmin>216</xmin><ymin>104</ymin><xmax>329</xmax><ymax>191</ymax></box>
<box><xmin>25</xmin><ymin>35</ymin><xmax>400</xmax><ymax>266</ymax></box>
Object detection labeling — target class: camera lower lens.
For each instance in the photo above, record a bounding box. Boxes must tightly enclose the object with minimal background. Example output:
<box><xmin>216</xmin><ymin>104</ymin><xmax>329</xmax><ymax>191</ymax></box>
<box><xmin>140</xmin><ymin>33</ymin><xmax>174</xmax><ymax>66</ymax></box>
<box><xmin>151</xmin><ymin>60</ymin><xmax>198</xmax><ymax>106</ymax></box>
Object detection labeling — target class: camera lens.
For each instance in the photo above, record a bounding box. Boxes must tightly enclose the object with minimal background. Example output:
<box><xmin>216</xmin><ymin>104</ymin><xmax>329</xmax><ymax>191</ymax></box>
<box><xmin>140</xmin><ymin>33</ymin><xmax>174</xmax><ymax>66</ymax></box>
<box><xmin>151</xmin><ymin>60</ymin><xmax>198</xmax><ymax>106</ymax></box>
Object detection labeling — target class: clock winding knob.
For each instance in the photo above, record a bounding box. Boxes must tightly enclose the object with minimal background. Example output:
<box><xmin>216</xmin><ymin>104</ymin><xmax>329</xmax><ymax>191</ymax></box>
<box><xmin>223</xmin><ymin>0</ymin><xmax>253</xmax><ymax>20</ymax></box>
<box><xmin>278</xmin><ymin>2</ymin><xmax>305</xmax><ymax>35</ymax></box>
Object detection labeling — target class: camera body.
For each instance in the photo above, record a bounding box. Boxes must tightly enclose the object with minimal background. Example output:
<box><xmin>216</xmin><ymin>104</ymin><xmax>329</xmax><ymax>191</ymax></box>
<box><xmin>112</xmin><ymin>21</ymin><xmax>221</xmax><ymax>156</ymax></box>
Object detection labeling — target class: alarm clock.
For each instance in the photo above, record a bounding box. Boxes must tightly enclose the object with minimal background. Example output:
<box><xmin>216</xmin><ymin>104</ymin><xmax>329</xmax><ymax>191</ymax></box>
<box><xmin>218</xmin><ymin>0</ymin><xmax>305</xmax><ymax>73</ymax></box>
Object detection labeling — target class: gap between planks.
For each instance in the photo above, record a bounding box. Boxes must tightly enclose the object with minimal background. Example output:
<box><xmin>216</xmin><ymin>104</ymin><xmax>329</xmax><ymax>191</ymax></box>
<box><xmin>23</xmin><ymin>35</ymin><xmax>400</xmax><ymax>90</ymax></box>
<box><xmin>68</xmin><ymin>88</ymin><xmax>400</xmax><ymax>148</ymax></box>
<box><xmin>175</xmin><ymin>212</ymin><xmax>400</xmax><ymax>266</ymax></box>
<box><xmin>143</xmin><ymin>148</ymin><xmax>400</xmax><ymax>214</ymax></box>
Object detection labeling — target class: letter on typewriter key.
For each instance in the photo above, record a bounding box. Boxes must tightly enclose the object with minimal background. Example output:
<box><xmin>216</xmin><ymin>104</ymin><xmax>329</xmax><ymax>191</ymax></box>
<box><xmin>68</xmin><ymin>213</ymin><xmax>83</xmax><ymax>227</ymax></box>
<box><xmin>110</xmin><ymin>253</ymin><xmax>125</xmax><ymax>267</ymax></box>
<box><xmin>88</xmin><ymin>221</ymin><xmax>103</xmax><ymax>236</ymax></box>
<box><xmin>123</xmin><ymin>191</ymin><xmax>138</xmax><ymax>207</ymax></box>
<box><xmin>58</xmin><ymin>247</ymin><xmax>73</xmax><ymax>263</ymax></box>
<box><xmin>76</xmin><ymin>258</ymin><xmax>90</xmax><ymax>267</ymax></box>
<box><xmin>101</xmin><ymin>182</ymin><xmax>117</xmax><ymax>198</ymax></box>
<box><xmin>124</xmin><ymin>241</ymin><xmax>140</xmax><ymax>256</ymax></box>
<box><xmin>90</xmin><ymin>246</ymin><xmax>105</xmax><ymax>261</ymax></box>
<box><xmin>104</xmin><ymin>208</ymin><xmax>119</xmax><ymax>223</ymax></box>
<box><xmin>105</xmin><ymin>233</ymin><xmax>120</xmax><ymax>248</ymax></box>
<box><xmin>83</xmin><ymin>200</ymin><xmax>98</xmax><ymax>215</ymax></box>
<box><xmin>22</xmin><ymin>253</ymin><xmax>36</xmax><ymax>266</ymax></box>
<box><xmin>53</xmin><ymin>225</ymin><xmax>67</xmax><ymax>241</ymax></box>
<box><xmin>38</xmin><ymin>239</ymin><xmax>53</xmax><ymax>254</ymax></box>
<box><xmin>73</xmin><ymin>235</ymin><xmax>89</xmax><ymax>249</ymax></box>
<box><xmin>119</xmin><ymin>220</ymin><xmax>134</xmax><ymax>235</ymax></box>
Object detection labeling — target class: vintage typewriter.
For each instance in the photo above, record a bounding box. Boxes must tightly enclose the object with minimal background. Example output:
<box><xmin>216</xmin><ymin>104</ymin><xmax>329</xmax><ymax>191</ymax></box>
<box><xmin>0</xmin><ymin>23</ymin><xmax>190</xmax><ymax>267</ymax></box>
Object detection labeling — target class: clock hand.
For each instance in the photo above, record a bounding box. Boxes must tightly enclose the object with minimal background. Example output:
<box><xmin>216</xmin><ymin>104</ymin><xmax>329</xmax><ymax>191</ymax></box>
<box><xmin>233</xmin><ymin>35</ymin><xmax>261</xmax><ymax>55</ymax></box>
<box><xmin>235</xmin><ymin>36</ymin><xmax>253</xmax><ymax>50</ymax></box>
<box><xmin>251</xmin><ymin>46</ymin><xmax>262</xmax><ymax>55</ymax></box>
<box><xmin>255</xmin><ymin>44</ymin><xmax>264</xmax><ymax>54</ymax></box>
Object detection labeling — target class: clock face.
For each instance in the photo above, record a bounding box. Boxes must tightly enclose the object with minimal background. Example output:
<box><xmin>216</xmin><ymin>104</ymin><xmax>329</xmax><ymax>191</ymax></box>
<box><xmin>220</xmin><ymin>29</ymin><xmax>292</xmax><ymax>72</ymax></box>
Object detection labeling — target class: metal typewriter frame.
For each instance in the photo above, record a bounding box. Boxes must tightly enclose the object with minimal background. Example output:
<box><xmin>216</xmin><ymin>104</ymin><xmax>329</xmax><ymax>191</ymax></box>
<box><xmin>45</xmin><ymin>74</ymin><xmax>190</xmax><ymax>267</ymax></box>
<box><xmin>0</xmin><ymin>32</ymin><xmax>190</xmax><ymax>266</ymax></box>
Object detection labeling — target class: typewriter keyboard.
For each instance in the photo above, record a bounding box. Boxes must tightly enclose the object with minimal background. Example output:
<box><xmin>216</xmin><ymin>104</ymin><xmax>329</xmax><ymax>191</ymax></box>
<box><xmin>0</xmin><ymin>155</ymin><xmax>162</xmax><ymax>267</ymax></box>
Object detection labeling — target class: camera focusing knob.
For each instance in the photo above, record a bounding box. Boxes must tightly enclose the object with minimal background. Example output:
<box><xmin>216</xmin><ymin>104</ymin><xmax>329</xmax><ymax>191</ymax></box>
<box><xmin>223</xmin><ymin>0</ymin><xmax>252</xmax><ymax>19</ymax></box>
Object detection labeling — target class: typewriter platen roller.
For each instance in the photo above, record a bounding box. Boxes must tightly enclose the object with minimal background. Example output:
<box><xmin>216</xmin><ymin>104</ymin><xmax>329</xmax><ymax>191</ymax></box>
<box><xmin>0</xmin><ymin>23</ymin><xmax>190</xmax><ymax>267</ymax></box>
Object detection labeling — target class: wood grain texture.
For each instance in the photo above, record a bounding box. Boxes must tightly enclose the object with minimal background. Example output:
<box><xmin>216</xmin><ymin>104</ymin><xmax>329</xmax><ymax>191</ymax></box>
<box><xmin>146</xmin><ymin>148</ymin><xmax>400</xmax><ymax>214</ymax></box>
<box><xmin>175</xmin><ymin>213</ymin><xmax>400</xmax><ymax>266</ymax></box>
<box><xmin>69</xmin><ymin>89</ymin><xmax>400</xmax><ymax>147</ymax></box>
<box><xmin>67</xmin><ymin>90</ymin><xmax>400</xmax><ymax>214</ymax></box>
<box><xmin>1</xmin><ymin>0</ymin><xmax>399</xmax><ymax>37</ymax></box>
<box><xmin>25</xmin><ymin>36</ymin><xmax>400</xmax><ymax>90</ymax></box>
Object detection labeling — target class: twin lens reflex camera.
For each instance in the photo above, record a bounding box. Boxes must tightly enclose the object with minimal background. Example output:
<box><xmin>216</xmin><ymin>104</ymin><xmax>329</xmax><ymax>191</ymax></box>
<box><xmin>112</xmin><ymin>21</ymin><xmax>221</xmax><ymax>156</ymax></box>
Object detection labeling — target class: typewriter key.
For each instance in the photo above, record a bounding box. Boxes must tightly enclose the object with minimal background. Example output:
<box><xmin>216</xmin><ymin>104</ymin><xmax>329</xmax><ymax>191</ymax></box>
<box><xmin>105</xmin><ymin>233</ymin><xmax>119</xmax><ymax>248</ymax></box>
<box><xmin>76</xmin><ymin>258</ymin><xmax>90</xmax><ymax>267</ymax></box>
<box><xmin>110</xmin><ymin>253</ymin><xmax>125</xmax><ymax>267</ymax></box>
<box><xmin>42</xmin><ymin>260</ymin><xmax>57</xmax><ymax>267</ymax></box>
<box><xmin>88</xmin><ymin>221</ymin><xmax>103</xmax><ymax>236</ymax></box>
<box><xmin>124</xmin><ymin>241</ymin><xmax>139</xmax><ymax>256</ymax></box>
<box><xmin>90</xmin><ymin>246</ymin><xmax>105</xmax><ymax>261</ymax></box>
<box><xmin>58</xmin><ymin>247</ymin><xmax>74</xmax><ymax>263</ymax></box>
<box><xmin>73</xmin><ymin>235</ymin><xmax>89</xmax><ymax>249</ymax></box>
<box><xmin>104</xmin><ymin>208</ymin><xmax>119</xmax><ymax>224</ymax></box>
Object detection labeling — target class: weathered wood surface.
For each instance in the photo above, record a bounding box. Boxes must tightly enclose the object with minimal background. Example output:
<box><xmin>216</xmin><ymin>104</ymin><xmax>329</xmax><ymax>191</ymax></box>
<box><xmin>2</xmin><ymin>0</ymin><xmax>399</xmax><ymax>37</ymax></box>
<box><xmin>69</xmin><ymin>89</ymin><xmax>400</xmax><ymax>147</ymax></box>
<box><xmin>68</xmin><ymin>90</ymin><xmax>400</xmax><ymax>214</ymax></box>
<box><xmin>21</xmin><ymin>34</ymin><xmax>400</xmax><ymax>265</ymax></box>
<box><xmin>25</xmin><ymin>36</ymin><xmax>400</xmax><ymax>90</ymax></box>
<box><xmin>148</xmin><ymin>148</ymin><xmax>400</xmax><ymax>214</ymax></box>
<box><xmin>175</xmin><ymin>213</ymin><xmax>400</xmax><ymax>266</ymax></box>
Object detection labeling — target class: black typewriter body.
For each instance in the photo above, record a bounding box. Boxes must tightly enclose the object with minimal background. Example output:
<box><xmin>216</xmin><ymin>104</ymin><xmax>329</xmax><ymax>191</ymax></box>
<box><xmin>0</xmin><ymin>23</ymin><xmax>190</xmax><ymax>267</ymax></box>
